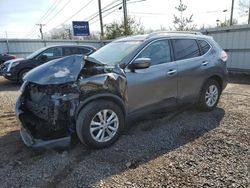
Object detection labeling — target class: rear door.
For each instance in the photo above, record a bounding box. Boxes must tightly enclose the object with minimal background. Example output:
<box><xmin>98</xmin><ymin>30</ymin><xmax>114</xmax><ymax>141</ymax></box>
<box><xmin>126</xmin><ymin>39</ymin><xmax>178</xmax><ymax>113</ymax></box>
<box><xmin>172</xmin><ymin>38</ymin><xmax>211</xmax><ymax>102</ymax></box>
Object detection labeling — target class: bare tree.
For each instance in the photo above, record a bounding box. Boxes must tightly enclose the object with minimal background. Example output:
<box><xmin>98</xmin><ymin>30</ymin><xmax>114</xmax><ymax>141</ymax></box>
<box><xmin>238</xmin><ymin>0</ymin><xmax>250</xmax><ymax>23</ymax></box>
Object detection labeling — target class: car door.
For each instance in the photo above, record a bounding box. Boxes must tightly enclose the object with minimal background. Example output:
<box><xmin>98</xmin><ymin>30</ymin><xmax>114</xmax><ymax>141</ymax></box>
<box><xmin>125</xmin><ymin>39</ymin><xmax>178</xmax><ymax>113</ymax></box>
<box><xmin>36</xmin><ymin>47</ymin><xmax>63</xmax><ymax>64</ymax></box>
<box><xmin>172</xmin><ymin>38</ymin><xmax>211</xmax><ymax>102</ymax></box>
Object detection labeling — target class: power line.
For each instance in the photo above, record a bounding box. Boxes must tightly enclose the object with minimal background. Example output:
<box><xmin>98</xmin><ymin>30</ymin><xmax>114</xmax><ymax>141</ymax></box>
<box><xmin>90</xmin><ymin>7</ymin><xmax>121</xmax><ymax>25</ymax></box>
<box><xmin>44</xmin><ymin>0</ymin><xmax>72</xmax><ymax>25</ymax></box>
<box><xmin>46</xmin><ymin>0</ymin><xmax>94</xmax><ymax>32</ymax></box>
<box><xmin>88</xmin><ymin>1</ymin><xmax>123</xmax><ymax>22</ymax></box>
<box><xmin>25</xmin><ymin>0</ymin><xmax>63</xmax><ymax>37</ymax></box>
<box><xmin>45</xmin><ymin>0</ymin><xmax>121</xmax><ymax>34</ymax></box>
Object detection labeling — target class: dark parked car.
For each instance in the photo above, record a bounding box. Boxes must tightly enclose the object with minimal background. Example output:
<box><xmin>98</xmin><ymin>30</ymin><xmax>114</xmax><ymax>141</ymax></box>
<box><xmin>0</xmin><ymin>45</ymin><xmax>96</xmax><ymax>83</ymax></box>
<box><xmin>0</xmin><ymin>53</ymin><xmax>16</xmax><ymax>64</ymax></box>
<box><xmin>16</xmin><ymin>32</ymin><xmax>228</xmax><ymax>149</ymax></box>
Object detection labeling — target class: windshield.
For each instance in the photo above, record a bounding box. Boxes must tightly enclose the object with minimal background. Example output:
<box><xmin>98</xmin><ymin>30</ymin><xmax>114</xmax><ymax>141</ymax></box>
<box><xmin>26</xmin><ymin>47</ymin><xmax>47</xmax><ymax>59</ymax></box>
<box><xmin>89</xmin><ymin>41</ymin><xmax>142</xmax><ymax>65</ymax></box>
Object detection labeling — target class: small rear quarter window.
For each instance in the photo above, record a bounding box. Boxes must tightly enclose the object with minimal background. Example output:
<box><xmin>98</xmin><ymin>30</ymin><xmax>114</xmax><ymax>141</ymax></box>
<box><xmin>198</xmin><ymin>40</ymin><xmax>211</xmax><ymax>55</ymax></box>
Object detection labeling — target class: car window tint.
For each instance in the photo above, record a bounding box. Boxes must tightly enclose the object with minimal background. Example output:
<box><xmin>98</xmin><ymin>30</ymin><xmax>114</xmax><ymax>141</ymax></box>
<box><xmin>172</xmin><ymin>39</ymin><xmax>200</xmax><ymax>61</ymax></box>
<box><xmin>63</xmin><ymin>47</ymin><xmax>92</xmax><ymax>56</ymax></box>
<box><xmin>63</xmin><ymin>47</ymin><xmax>73</xmax><ymax>56</ymax></box>
<box><xmin>137</xmin><ymin>40</ymin><xmax>171</xmax><ymax>66</ymax></box>
<box><xmin>41</xmin><ymin>47</ymin><xmax>62</xmax><ymax>59</ymax></box>
<box><xmin>78</xmin><ymin>48</ymin><xmax>92</xmax><ymax>55</ymax></box>
<box><xmin>198</xmin><ymin>40</ymin><xmax>211</xmax><ymax>55</ymax></box>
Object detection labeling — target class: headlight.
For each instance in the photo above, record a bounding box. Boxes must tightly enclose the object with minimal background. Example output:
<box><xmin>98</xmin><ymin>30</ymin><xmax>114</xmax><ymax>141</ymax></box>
<box><xmin>7</xmin><ymin>61</ymin><xmax>20</xmax><ymax>72</ymax></box>
<box><xmin>11</xmin><ymin>61</ymin><xmax>20</xmax><ymax>68</ymax></box>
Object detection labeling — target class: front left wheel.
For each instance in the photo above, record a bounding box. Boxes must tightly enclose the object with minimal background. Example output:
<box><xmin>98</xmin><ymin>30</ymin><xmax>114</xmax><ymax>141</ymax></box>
<box><xmin>76</xmin><ymin>100</ymin><xmax>125</xmax><ymax>149</ymax></box>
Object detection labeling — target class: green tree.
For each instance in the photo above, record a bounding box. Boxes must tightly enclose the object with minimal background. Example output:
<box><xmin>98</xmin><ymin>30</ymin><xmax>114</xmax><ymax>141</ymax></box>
<box><xmin>173</xmin><ymin>0</ymin><xmax>196</xmax><ymax>31</ymax></box>
<box><xmin>104</xmin><ymin>17</ymin><xmax>144</xmax><ymax>39</ymax></box>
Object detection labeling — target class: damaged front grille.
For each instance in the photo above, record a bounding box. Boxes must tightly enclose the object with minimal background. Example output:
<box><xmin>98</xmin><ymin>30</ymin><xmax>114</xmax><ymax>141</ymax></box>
<box><xmin>20</xmin><ymin>82</ymin><xmax>79</xmax><ymax>139</ymax></box>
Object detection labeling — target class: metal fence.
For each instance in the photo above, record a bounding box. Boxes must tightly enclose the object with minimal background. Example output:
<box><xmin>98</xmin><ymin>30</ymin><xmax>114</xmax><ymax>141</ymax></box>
<box><xmin>0</xmin><ymin>24</ymin><xmax>250</xmax><ymax>72</ymax></box>
<box><xmin>0</xmin><ymin>39</ymin><xmax>110</xmax><ymax>58</ymax></box>
<box><xmin>201</xmin><ymin>24</ymin><xmax>250</xmax><ymax>73</ymax></box>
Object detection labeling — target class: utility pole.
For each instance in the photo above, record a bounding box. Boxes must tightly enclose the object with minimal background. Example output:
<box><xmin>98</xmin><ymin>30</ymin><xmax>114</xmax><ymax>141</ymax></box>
<box><xmin>5</xmin><ymin>31</ymin><xmax>9</xmax><ymax>53</ymax></box>
<box><xmin>123</xmin><ymin>0</ymin><xmax>128</xmax><ymax>35</ymax></box>
<box><xmin>230</xmin><ymin>0</ymin><xmax>234</xmax><ymax>26</ymax></box>
<box><xmin>36</xmin><ymin>24</ymin><xmax>45</xmax><ymax>39</ymax></box>
<box><xmin>248</xmin><ymin>6</ymin><xmax>250</xmax><ymax>24</ymax></box>
<box><xmin>98</xmin><ymin>0</ymin><xmax>104</xmax><ymax>39</ymax></box>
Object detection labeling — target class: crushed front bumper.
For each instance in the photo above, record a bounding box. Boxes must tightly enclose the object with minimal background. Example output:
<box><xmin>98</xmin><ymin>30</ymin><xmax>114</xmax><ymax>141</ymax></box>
<box><xmin>20</xmin><ymin>127</ymin><xmax>71</xmax><ymax>149</ymax></box>
<box><xmin>15</xmin><ymin>95</ymin><xmax>72</xmax><ymax>149</ymax></box>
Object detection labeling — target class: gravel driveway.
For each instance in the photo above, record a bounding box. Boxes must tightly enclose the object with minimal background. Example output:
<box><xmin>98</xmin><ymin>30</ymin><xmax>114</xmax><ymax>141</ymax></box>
<box><xmin>0</xmin><ymin>75</ymin><xmax>249</xmax><ymax>188</ymax></box>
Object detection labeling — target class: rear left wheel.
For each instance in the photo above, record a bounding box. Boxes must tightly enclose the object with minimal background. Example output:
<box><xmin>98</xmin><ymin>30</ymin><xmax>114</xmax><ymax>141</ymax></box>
<box><xmin>197</xmin><ymin>79</ymin><xmax>221</xmax><ymax>111</ymax></box>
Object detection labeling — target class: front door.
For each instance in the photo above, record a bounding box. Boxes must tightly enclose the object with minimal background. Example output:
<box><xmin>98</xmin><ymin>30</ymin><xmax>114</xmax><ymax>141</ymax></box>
<box><xmin>125</xmin><ymin>39</ymin><xmax>178</xmax><ymax>113</ymax></box>
<box><xmin>36</xmin><ymin>47</ymin><xmax>63</xmax><ymax>65</ymax></box>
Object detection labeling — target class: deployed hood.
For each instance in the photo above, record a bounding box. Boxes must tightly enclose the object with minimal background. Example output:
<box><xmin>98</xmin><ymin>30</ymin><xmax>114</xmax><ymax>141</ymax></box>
<box><xmin>24</xmin><ymin>55</ymin><xmax>90</xmax><ymax>85</ymax></box>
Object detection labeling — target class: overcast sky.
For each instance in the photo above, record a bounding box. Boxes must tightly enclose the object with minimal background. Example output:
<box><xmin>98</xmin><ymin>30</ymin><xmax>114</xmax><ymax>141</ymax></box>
<box><xmin>0</xmin><ymin>0</ymin><xmax>248</xmax><ymax>38</ymax></box>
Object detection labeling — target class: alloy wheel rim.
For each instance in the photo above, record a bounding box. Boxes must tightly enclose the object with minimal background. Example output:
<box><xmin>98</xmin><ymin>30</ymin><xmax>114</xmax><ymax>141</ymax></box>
<box><xmin>90</xmin><ymin>109</ymin><xmax>119</xmax><ymax>143</ymax></box>
<box><xmin>205</xmin><ymin>84</ymin><xmax>218</xmax><ymax>107</ymax></box>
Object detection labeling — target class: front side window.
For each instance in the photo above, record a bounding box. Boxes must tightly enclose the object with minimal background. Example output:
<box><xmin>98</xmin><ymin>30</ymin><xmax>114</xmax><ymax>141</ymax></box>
<box><xmin>137</xmin><ymin>40</ymin><xmax>171</xmax><ymax>66</ymax></box>
<box><xmin>172</xmin><ymin>39</ymin><xmax>200</xmax><ymax>61</ymax></box>
<box><xmin>40</xmin><ymin>47</ymin><xmax>62</xmax><ymax>59</ymax></box>
<box><xmin>198</xmin><ymin>40</ymin><xmax>211</xmax><ymax>55</ymax></box>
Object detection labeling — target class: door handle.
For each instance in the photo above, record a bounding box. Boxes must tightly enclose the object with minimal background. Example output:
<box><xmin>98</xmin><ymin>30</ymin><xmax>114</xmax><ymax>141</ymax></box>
<box><xmin>201</xmin><ymin>61</ymin><xmax>209</xmax><ymax>66</ymax></box>
<box><xmin>167</xmin><ymin>69</ymin><xmax>177</xmax><ymax>75</ymax></box>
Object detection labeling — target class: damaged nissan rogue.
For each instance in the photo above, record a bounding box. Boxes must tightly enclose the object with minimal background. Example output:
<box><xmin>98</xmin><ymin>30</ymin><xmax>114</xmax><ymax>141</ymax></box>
<box><xmin>15</xmin><ymin>32</ymin><xmax>228</xmax><ymax>149</ymax></box>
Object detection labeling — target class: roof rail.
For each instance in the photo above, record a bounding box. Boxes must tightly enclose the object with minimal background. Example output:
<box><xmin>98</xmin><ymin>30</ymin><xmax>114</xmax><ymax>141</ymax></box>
<box><xmin>146</xmin><ymin>31</ymin><xmax>203</xmax><ymax>38</ymax></box>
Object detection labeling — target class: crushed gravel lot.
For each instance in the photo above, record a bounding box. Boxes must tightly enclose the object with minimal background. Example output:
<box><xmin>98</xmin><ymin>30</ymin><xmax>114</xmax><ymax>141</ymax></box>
<box><xmin>0</xmin><ymin>75</ymin><xmax>249</xmax><ymax>188</ymax></box>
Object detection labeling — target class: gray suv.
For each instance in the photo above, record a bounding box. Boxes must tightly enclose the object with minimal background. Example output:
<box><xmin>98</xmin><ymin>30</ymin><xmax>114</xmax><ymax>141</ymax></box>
<box><xmin>15</xmin><ymin>32</ymin><xmax>228</xmax><ymax>149</ymax></box>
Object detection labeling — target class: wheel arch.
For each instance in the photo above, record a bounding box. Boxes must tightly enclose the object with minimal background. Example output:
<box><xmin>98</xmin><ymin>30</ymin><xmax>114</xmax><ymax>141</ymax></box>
<box><xmin>75</xmin><ymin>93</ymin><xmax>127</xmax><ymax>120</ymax></box>
<box><xmin>18</xmin><ymin>67</ymin><xmax>32</xmax><ymax>78</ymax></box>
<box><xmin>198</xmin><ymin>74</ymin><xmax>223</xmax><ymax>102</ymax></box>
<box><xmin>206</xmin><ymin>75</ymin><xmax>223</xmax><ymax>90</ymax></box>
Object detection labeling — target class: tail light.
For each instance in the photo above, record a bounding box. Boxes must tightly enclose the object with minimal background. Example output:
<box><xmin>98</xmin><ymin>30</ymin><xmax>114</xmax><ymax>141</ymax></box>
<box><xmin>220</xmin><ymin>50</ymin><xmax>228</xmax><ymax>62</ymax></box>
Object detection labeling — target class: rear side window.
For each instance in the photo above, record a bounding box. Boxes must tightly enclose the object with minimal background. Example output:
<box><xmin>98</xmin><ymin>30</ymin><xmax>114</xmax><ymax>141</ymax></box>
<box><xmin>78</xmin><ymin>48</ymin><xmax>92</xmax><ymax>55</ymax></box>
<box><xmin>172</xmin><ymin>39</ymin><xmax>200</xmax><ymax>61</ymax></box>
<box><xmin>63</xmin><ymin>47</ymin><xmax>92</xmax><ymax>56</ymax></box>
<box><xmin>198</xmin><ymin>40</ymin><xmax>211</xmax><ymax>55</ymax></box>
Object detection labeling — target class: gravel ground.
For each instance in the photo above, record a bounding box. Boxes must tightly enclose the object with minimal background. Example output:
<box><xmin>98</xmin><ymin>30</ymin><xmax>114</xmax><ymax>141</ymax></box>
<box><xmin>0</xmin><ymin>76</ymin><xmax>249</xmax><ymax>188</ymax></box>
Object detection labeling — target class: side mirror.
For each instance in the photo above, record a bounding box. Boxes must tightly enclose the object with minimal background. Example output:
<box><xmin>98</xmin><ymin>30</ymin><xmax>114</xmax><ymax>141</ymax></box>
<box><xmin>129</xmin><ymin>58</ymin><xmax>151</xmax><ymax>72</ymax></box>
<box><xmin>38</xmin><ymin>54</ymin><xmax>48</xmax><ymax>61</ymax></box>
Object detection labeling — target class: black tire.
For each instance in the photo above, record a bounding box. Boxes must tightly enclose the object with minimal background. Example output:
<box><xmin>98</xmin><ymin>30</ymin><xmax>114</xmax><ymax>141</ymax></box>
<box><xmin>76</xmin><ymin>100</ymin><xmax>125</xmax><ymax>149</ymax></box>
<box><xmin>197</xmin><ymin>79</ymin><xmax>221</xmax><ymax>111</ymax></box>
<box><xmin>18</xmin><ymin>69</ymin><xmax>30</xmax><ymax>84</ymax></box>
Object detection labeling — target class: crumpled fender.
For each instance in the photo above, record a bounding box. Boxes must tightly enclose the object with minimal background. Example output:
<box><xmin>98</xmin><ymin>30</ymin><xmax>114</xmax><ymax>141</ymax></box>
<box><xmin>75</xmin><ymin>71</ymin><xmax>128</xmax><ymax>116</ymax></box>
